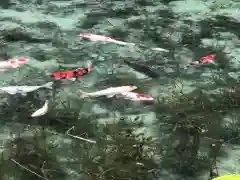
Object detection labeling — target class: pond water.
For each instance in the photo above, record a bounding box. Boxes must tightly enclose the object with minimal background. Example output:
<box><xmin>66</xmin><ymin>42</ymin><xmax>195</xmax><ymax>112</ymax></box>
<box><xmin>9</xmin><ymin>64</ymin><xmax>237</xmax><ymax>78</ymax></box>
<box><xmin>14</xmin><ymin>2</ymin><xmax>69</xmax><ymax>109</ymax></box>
<box><xmin>0</xmin><ymin>0</ymin><xmax>239</xmax><ymax>179</ymax></box>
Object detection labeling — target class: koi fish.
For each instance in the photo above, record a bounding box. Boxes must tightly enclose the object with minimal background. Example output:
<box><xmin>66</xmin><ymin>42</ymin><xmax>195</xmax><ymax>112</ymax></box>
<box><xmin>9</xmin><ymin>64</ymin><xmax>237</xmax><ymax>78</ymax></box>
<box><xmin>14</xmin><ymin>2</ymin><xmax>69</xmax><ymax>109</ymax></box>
<box><xmin>79</xmin><ymin>85</ymin><xmax>137</xmax><ymax>98</ymax></box>
<box><xmin>80</xmin><ymin>33</ymin><xmax>169</xmax><ymax>52</ymax></box>
<box><xmin>79</xmin><ymin>33</ymin><xmax>135</xmax><ymax>46</ymax></box>
<box><xmin>193</xmin><ymin>55</ymin><xmax>216</xmax><ymax>64</ymax></box>
<box><xmin>117</xmin><ymin>92</ymin><xmax>154</xmax><ymax>101</ymax></box>
<box><xmin>31</xmin><ymin>100</ymin><xmax>49</xmax><ymax>117</ymax></box>
<box><xmin>50</xmin><ymin>61</ymin><xmax>92</xmax><ymax>81</ymax></box>
<box><xmin>184</xmin><ymin>55</ymin><xmax>216</xmax><ymax>69</ymax></box>
<box><xmin>123</xmin><ymin>59</ymin><xmax>159</xmax><ymax>78</ymax></box>
<box><xmin>0</xmin><ymin>82</ymin><xmax>53</xmax><ymax>96</ymax></box>
<box><xmin>0</xmin><ymin>58</ymin><xmax>29</xmax><ymax>71</ymax></box>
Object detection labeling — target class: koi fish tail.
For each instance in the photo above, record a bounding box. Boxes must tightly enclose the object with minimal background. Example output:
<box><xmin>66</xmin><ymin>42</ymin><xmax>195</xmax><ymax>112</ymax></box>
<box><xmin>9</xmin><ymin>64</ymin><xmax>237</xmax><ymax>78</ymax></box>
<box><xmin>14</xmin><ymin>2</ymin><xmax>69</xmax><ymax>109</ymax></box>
<box><xmin>79</xmin><ymin>91</ymin><xmax>89</xmax><ymax>98</ymax></box>
<box><xmin>86</xmin><ymin>61</ymin><xmax>92</xmax><ymax>72</ymax></box>
<box><xmin>42</xmin><ymin>82</ymin><xmax>53</xmax><ymax>89</ymax></box>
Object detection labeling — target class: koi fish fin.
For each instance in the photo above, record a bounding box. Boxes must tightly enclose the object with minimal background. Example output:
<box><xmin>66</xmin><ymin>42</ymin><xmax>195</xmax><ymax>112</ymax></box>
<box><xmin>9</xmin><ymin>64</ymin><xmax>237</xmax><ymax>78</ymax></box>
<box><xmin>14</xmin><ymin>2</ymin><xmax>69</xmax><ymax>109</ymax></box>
<box><xmin>125</xmin><ymin>42</ymin><xmax>135</xmax><ymax>46</ymax></box>
<box><xmin>68</xmin><ymin>78</ymin><xmax>77</xmax><ymax>81</ymax></box>
<box><xmin>42</xmin><ymin>82</ymin><xmax>53</xmax><ymax>89</ymax></box>
<box><xmin>20</xmin><ymin>92</ymin><xmax>27</xmax><ymax>96</ymax></box>
<box><xmin>86</xmin><ymin>61</ymin><xmax>92</xmax><ymax>72</ymax></box>
<box><xmin>106</xmin><ymin>94</ymin><xmax>114</xmax><ymax>98</ymax></box>
<box><xmin>75</xmin><ymin>76</ymin><xmax>79</xmax><ymax>81</ymax></box>
<box><xmin>7</xmin><ymin>91</ymin><xmax>17</xmax><ymax>95</ymax></box>
<box><xmin>90</xmin><ymin>38</ymin><xmax>98</xmax><ymax>41</ymax></box>
<box><xmin>11</xmin><ymin>63</ymin><xmax>19</xmax><ymax>68</ymax></box>
<box><xmin>128</xmin><ymin>98</ymin><xmax>140</xmax><ymax>101</ymax></box>
<box><xmin>78</xmin><ymin>91</ymin><xmax>89</xmax><ymax>98</ymax></box>
<box><xmin>209</xmin><ymin>61</ymin><xmax>217</xmax><ymax>64</ymax></box>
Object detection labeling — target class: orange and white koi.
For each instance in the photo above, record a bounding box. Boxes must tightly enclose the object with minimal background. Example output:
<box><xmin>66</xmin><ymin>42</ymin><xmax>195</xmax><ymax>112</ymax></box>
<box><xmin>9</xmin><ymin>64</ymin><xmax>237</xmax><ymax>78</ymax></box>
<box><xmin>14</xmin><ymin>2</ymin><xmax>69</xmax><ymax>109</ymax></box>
<box><xmin>118</xmin><ymin>92</ymin><xmax>154</xmax><ymax>101</ymax></box>
<box><xmin>0</xmin><ymin>58</ymin><xmax>29</xmax><ymax>71</ymax></box>
<box><xmin>79</xmin><ymin>85</ymin><xmax>137</xmax><ymax>98</ymax></box>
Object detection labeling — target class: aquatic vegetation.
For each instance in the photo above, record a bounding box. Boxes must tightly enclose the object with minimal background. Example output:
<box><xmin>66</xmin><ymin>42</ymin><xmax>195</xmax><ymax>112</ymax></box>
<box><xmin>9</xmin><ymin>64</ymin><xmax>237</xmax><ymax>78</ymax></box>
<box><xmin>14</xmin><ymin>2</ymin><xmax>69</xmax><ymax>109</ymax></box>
<box><xmin>77</xmin><ymin>120</ymin><xmax>161</xmax><ymax>180</ymax></box>
<box><xmin>0</xmin><ymin>131</ymin><xmax>66</xmax><ymax>180</ymax></box>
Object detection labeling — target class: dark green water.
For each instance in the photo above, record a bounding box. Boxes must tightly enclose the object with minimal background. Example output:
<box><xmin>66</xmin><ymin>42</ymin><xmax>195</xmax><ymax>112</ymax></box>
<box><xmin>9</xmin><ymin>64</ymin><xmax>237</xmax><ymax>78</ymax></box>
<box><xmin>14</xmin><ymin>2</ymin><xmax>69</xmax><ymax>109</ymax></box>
<box><xmin>0</xmin><ymin>0</ymin><xmax>239</xmax><ymax>179</ymax></box>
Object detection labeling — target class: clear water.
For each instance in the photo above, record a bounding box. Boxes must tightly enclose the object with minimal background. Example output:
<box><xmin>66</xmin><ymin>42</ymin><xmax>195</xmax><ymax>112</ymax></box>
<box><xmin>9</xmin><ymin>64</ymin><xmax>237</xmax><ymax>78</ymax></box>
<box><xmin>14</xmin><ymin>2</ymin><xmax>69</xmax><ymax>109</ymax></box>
<box><xmin>0</xmin><ymin>0</ymin><xmax>239</xmax><ymax>179</ymax></box>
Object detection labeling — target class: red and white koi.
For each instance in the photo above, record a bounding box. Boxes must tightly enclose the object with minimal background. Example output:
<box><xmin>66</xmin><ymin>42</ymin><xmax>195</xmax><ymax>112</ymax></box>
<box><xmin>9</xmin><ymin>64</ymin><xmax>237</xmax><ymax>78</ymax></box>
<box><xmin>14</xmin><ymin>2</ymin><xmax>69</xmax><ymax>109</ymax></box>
<box><xmin>0</xmin><ymin>58</ymin><xmax>29</xmax><ymax>71</ymax></box>
<box><xmin>184</xmin><ymin>55</ymin><xmax>216</xmax><ymax>69</ymax></box>
<box><xmin>192</xmin><ymin>55</ymin><xmax>216</xmax><ymax>64</ymax></box>
<box><xmin>118</xmin><ymin>92</ymin><xmax>154</xmax><ymax>101</ymax></box>
<box><xmin>79</xmin><ymin>85</ymin><xmax>137</xmax><ymax>98</ymax></box>
<box><xmin>79</xmin><ymin>33</ymin><xmax>135</xmax><ymax>46</ymax></box>
<box><xmin>50</xmin><ymin>61</ymin><xmax>92</xmax><ymax>81</ymax></box>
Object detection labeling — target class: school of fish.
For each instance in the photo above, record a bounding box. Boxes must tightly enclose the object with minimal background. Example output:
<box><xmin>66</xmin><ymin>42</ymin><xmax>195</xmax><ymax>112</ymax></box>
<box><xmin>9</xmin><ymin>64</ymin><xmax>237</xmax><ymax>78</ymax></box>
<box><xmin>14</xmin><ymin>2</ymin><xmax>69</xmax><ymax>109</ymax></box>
<box><xmin>0</xmin><ymin>33</ymin><xmax>217</xmax><ymax>117</ymax></box>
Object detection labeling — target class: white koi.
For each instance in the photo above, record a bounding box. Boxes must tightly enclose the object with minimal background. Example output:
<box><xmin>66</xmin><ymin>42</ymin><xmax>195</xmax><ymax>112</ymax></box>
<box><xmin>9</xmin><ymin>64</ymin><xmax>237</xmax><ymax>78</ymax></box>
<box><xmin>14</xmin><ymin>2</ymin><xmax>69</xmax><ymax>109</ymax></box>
<box><xmin>31</xmin><ymin>100</ymin><xmax>49</xmax><ymax>117</ymax></box>
<box><xmin>79</xmin><ymin>33</ymin><xmax>135</xmax><ymax>46</ymax></box>
<box><xmin>79</xmin><ymin>85</ymin><xmax>137</xmax><ymax>98</ymax></box>
<box><xmin>117</xmin><ymin>92</ymin><xmax>154</xmax><ymax>101</ymax></box>
<box><xmin>0</xmin><ymin>81</ymin><xmax>53</xmax><ymax>96</ymax></box>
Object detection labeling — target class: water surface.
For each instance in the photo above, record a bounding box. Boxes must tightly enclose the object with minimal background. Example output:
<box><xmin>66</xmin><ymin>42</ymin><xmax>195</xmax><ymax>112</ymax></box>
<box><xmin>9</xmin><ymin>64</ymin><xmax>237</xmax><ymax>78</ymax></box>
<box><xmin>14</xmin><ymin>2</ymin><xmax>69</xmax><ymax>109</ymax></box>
<box><xmin>0</xmin><ymin>0</ymin><xmax>239</xmax><ymax>179</ymax></box>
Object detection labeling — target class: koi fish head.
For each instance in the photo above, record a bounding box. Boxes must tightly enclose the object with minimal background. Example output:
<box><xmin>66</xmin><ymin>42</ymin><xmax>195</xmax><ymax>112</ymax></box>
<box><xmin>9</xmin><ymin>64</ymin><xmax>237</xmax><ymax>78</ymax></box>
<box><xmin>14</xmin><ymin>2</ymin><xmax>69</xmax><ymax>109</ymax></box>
<box><xmin>129</xmin><ymin>85</ymin><xmax>137</xmax><ymax>90</ymax></box>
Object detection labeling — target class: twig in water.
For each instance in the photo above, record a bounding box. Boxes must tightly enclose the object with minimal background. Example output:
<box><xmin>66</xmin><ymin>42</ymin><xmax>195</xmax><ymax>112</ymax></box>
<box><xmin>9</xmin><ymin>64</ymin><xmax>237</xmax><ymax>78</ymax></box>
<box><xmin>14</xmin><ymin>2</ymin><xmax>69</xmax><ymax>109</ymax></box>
<box><xmin>11</xmin><ymin>158</ymin><xmax>48</xmax><ymax>180</ymax></box>
<box><xmin>224</xmin><ymin>136</ymin><xmax>240</xmax><ymax>144</ymax></box>
<box><xmin>98</xmin><ymin>167</ymin><xmax>116</xmax><ymax>179</ymax></box>
<box><xmin>65</xmin><ymin>126</ymin><xmax>96</xmax><ymax>144</ymax></box>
